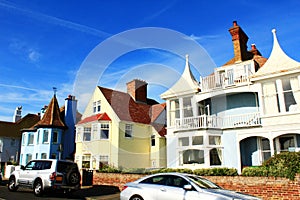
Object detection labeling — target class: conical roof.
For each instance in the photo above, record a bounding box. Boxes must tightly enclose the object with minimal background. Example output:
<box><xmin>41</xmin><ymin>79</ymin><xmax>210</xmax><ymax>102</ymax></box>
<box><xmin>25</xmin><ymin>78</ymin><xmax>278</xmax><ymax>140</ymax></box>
<box><xmin>252</xmin><ymin>29</ymin><xmax>300</xmax><ymax>79</ymax></box>
<box><xmin>161</xmin><ymin>55</ymin><xmax>199</xmax><ymax>99</ymax></box>
<box><xmin>34</xmin><ymin>95</ymin><xmax>66</xmax><ymax>129</ymax></box>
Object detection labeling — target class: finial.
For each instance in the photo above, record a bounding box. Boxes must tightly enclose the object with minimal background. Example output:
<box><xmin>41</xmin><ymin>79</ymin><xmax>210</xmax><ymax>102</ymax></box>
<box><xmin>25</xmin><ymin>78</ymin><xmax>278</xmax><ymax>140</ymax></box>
<box><xmin>272</xmin><ymin>29</ymin><xmax>276</xmax><ymax>34</ymax></box>
<box><xmin>53</xmin><ymin>87</ymin><xmax>57</xmax><ymax>96</ymax></box>
<box><xmin>185</xmin><ymin>54</ymin><xmax>189</xmax><ymax>63</ymax></box>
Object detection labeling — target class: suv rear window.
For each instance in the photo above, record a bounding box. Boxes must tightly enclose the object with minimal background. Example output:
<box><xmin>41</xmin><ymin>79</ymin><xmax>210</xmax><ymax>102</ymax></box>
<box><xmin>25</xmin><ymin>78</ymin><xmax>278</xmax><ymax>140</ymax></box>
<box><xmin>57</xmin><ymin>161</ymin><xmax>78</xmax><ymax>173</ymax></box>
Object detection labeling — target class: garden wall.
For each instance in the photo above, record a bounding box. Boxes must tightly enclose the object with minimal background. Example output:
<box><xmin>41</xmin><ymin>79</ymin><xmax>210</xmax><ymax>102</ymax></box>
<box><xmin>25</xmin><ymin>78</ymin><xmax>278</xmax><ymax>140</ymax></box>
<box><xmin>93</xmin><ymin>172</ymin><xmax>300</xmax><ymax>200</ymax></box>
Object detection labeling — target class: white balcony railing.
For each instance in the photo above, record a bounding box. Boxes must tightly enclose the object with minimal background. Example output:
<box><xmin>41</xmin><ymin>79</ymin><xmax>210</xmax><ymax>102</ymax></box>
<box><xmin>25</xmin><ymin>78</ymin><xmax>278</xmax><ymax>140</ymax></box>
<box><xmin>174</xmin><ymin>112</ymin><xmax>260</xmax><ymax>130</ymax></box>
<box><xmin>200</xmin><ymin>73</ymin><xmax>251</xmax><ymax>92</ymax></box>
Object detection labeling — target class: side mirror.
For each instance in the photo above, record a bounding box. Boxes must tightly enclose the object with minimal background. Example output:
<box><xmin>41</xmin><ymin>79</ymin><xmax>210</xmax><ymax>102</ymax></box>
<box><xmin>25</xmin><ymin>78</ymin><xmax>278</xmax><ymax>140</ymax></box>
<box><xmin>20</xmin><ymin>165</ymin><xmax>25</xmax><ymax>170</ymax></box>
<box><xmin>183</xmin><ymin>184</ymin><xmax>193</xmax><ymax>191</ymax></box>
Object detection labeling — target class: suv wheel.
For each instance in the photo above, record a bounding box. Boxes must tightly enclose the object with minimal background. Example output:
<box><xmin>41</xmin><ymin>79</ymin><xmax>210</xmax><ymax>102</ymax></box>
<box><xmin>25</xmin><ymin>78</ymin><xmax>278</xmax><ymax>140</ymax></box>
<box><xmin>67</xmin><ymin>171</ymin><xmax>80</xmax><ymax>186</ymax></box>
<box><xmin>33</xmin><ymin>179</ymin><xmax>43</xmax><ymax>197</ymax></box>
<box><xmin>8</xmin><ymin>176</ymin><xmax>18</xmax><ymax>192</ymax></box>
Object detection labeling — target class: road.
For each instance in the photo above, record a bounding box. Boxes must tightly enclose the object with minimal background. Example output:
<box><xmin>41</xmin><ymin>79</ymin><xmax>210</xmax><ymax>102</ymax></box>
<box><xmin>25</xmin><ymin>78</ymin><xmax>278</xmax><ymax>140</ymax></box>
<box><xmin>0</xmin><ymin>182</ymin><xmax>120</xmax><ymax>200</ymax></box>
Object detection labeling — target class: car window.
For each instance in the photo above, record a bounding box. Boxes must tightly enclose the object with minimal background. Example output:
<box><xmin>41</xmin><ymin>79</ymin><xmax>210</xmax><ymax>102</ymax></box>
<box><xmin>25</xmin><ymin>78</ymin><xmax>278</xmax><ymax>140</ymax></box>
<box><xmin>57</xmin><ymin>161</ymin><xmax>78</xmax><ymax>173</ymax></box>
<box><xmin>32</xmin><ymin>161</ymin><xmax>43</xmax><ymax>170</ymax></box>
<box><xmin>25</xmin><ymin>161</ymin><xmax>36</xmax><ymax>170</ymax></box>
<box><xmin>41</xmin><ymin>161</ymin><xmax>52</xmax><ymax>170</ymax></box>
<box><xmin>140</xmin><ymin>175</ymin><xmax>167</xmax><ymax>185</ymax></box>
<box><xmin>165</xmin><ymin>175</ymin><xmax>189</xmax><ymax>188</ymax></box>
<box><xmin>187</xmin><ymin>175</ymin><xmax>220</xmax><ymax>189</ymax></box>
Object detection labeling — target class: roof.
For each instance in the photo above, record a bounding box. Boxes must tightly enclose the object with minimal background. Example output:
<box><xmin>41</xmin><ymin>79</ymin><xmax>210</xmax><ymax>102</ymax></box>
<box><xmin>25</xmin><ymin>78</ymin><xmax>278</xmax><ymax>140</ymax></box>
<box><xmin>0</xmin><ymin>114</ymin><xmax>40</xmax><ymax>137</ymax></box>
<box><xmin>161</xmin><ymin>55</ymin><xmax>200</xmax><ymax>99</ymax></box>
<box><xmin>33</xmin><ymin>95</ymin><xmax>67</xmax><ymax>129</ymax></box>
<box><xmin>99</xmin><ymin>86</ymin><xmax>152</xmax><ymax>124</ymax></box>
<box><xmin>252</xmin><ymin>29</ymin><xmax>300</xmax><ymax>79</ymax></box>
<box><xmin>77</xmin><ymin>113</ymin><xmax>111</xmax><ymax>124</ymax></box>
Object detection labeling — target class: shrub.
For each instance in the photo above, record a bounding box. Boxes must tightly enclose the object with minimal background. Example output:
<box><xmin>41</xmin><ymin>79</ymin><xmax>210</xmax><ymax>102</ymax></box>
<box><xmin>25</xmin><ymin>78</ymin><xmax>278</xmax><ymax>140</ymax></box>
<box><xmin>242</xmin><ymin>152</ymin><xmax>300</xmax><ymax>180</ymax></box>
<box><xmin>97</xmin><ymin>165</ymin><xmax>121</xmax><ymax>173</ymax></box>
<box><xmin>194</xmin><ymin>168</ymin><xmax>238</xmax><ymax>176</ymax></box>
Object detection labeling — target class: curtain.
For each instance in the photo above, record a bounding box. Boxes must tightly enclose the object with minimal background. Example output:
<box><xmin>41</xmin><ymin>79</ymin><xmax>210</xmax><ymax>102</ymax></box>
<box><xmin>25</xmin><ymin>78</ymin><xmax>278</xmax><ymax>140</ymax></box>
<box><xmin>214</xmin><ymin>136</ymin><xmax>223</xmax><ymax>163</ymax></box>
<box><xmin>290</xmin><ymin>77</ymin><xmax>300</xmax><ymax>108</ymax></box>
<box><xmin>262</xmin><ymin>82</ymin><xmax>277</xmax><ymax>114</ymax></box>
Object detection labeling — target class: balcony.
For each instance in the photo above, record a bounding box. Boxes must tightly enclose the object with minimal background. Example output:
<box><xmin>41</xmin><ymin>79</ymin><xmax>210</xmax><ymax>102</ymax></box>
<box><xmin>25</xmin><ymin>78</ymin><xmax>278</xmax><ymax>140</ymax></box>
<box><xmin>174</xmin><ymin>112</ymin><xmax>261</xmax><ymax>130</ymax></box>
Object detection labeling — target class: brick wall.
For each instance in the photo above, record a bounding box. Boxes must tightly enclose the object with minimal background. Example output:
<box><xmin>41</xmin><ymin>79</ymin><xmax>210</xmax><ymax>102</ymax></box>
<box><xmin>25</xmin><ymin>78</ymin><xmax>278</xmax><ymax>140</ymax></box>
<box><xmin>93</xmin><ymin>172</ymin><xmax>300</xmax><ymax>199</ymax></box>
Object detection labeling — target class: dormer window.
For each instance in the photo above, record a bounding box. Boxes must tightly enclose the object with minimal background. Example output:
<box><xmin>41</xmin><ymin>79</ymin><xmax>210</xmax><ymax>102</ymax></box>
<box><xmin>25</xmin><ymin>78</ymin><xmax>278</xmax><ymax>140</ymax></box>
<box><xmin>93</xmin><ymin>100</ymin><xmax>101</xmax><ymax>113</ymax></box>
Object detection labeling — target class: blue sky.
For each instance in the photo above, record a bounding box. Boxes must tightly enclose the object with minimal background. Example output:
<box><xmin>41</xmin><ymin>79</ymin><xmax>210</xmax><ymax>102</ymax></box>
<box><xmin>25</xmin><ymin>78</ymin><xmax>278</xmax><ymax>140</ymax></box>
<box><xmin>0</xmin><ymin>0</ymin><xmax>300</xmax><ymax>121</ymax></box>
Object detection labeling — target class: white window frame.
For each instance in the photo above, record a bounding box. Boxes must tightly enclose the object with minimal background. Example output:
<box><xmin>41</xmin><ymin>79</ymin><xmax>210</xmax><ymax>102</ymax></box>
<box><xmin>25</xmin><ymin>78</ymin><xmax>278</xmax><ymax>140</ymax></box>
<box><xmin>83</xmin><ymin>127</ymin><xmax>91</xmax><ymax>141</ymax></box>
<box><xmin>100</xmin><ymin>123</ymin><xmax>109</xmax><ymax>139</ymax></box>
<box><xmin>42</xmin><ymin>130</ymin><xmax>49</xmax><ymax>144</ymax></box>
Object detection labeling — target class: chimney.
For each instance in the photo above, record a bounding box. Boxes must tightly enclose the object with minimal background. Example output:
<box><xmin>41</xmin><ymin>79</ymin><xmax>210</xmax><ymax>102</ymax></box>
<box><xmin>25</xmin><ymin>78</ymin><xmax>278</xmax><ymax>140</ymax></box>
<box><xmin>127</xmin><ymin>79</ymin><xmax>148</xmax><ymax>103</ymax></box>
<box><xmin>13</xmin><ymin>106</ymin><xmax>22</xmax><ymax>122</ymax></box>
<box><xmin>229</xmin><ymin>21</ymin><xmax>249</xmax><ymax>62</ymax></box>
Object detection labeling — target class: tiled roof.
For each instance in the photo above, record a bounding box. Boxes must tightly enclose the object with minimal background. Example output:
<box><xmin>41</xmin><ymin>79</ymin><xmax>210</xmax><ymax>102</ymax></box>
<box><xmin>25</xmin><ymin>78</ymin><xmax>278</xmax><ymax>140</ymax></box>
<box><xmin>151</xmin><ymin>123</ymin><xmax>166</xmax><ymax>137</ymax></box>
<box><xmin>0</xmin><ymin>114</ymin><xmax>40</xmax><ymax>137</ymax></box>
<box><xmin>99</xmin><ymin>86</ymin><xmax>152</xmax><ymax>124</ymax></box>
<box><xmin>151</xmin><ymin>103</ymin><xmax>166</xmax><ymax>122</ymax></box>
<box><xmin>78</xmin><ymin>113</ymin><xmax>111</xmax><ymax>124</ymax></box>
<box><xmin>33</xmin><ymin>95</ymin><xmax>66</xmax><ymax>129</ymax></box>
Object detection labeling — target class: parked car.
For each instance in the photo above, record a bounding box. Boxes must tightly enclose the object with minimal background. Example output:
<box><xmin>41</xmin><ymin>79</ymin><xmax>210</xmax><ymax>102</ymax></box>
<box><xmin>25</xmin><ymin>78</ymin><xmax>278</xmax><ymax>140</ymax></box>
<box><xmin>8</xmin><ymin>159</ymin><xmax>81</xmax><ymax>196</ymax></box>
<box><xmin>120</xmin><ymin>172</ymin><xmax>261</xmax><ymax>200</ymax></box>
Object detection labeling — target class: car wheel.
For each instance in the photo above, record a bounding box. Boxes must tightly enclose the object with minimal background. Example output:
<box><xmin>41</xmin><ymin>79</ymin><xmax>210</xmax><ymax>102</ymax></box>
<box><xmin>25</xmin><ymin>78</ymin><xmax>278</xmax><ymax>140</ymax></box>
<box><xmin>67</xmin><ymin>171</ymin><xmax>80</xmax><ymax>186</ymax></box>
<box><xmin>33</xmin><ymin>179</ymin><xmax>43</xmax><ymax>197</ymax></box>
<box><xmin>8</xmin><ymin>176</ymin><xmax>18</xmax><ymax>192</ymax></box>
<box><xmin>130</xmin><ymin>195</ymin><xmax>144</xmax><ymax>200</ymax></box>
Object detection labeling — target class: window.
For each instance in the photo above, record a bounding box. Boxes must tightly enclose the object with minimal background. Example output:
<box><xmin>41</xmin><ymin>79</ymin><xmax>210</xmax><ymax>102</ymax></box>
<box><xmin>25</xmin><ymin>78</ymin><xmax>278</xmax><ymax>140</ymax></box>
<box><xmin>36</xmin><ymin>130</ymin><xmax>40</xmax><ymax>144</ymax></box>
<box><xmin>180</xmin><ymin>149</ymin><xmax>204</xmax><ymax>165</ymax></box>
<box><xmin>41</xmin><ymin>153</ymin><xmax>47</xmax><ymax>159</ymax></box>
<box><xmin>178</xmin><ymin>137</ymin><xmax>189</xmax><ymax>146</ymax></box>
<box><xmin>209</xmin><ymin>136</ymin><xmax>221</xmax><ymax>145</ymax></box>
<box><xmin>22</xmin><ymin>133</ymin><xmax>25</xmax><ymax>145</ymax></box>
<box><xmin>28</xmin><ymin>133</ymin><xmax>34</xmax><ymax>145</ymax></box>
<box><xmin>125</xmin><ymin>124</ymin><xmax>133</xmax><ymax>138</ymax></box>
<box><xmin>282</xmin><ymin>78</ymin><xmax>297</xmax><ymax>112</ymax></box>
<box><xmin>279</xmin><ymin>136</ymin><xmax>295</xmax><ymax>152</ymax></box>
<box><xmin>100</xmin><ymin>123</ymin><xmax>109</xmax><ymax>139</ymax></box>
<box><xmin>260</xmin><ymin>138</ymin><xmax>271</xmax><ymax>162</ymax></box>
<box><xmin>192</xmin><ymin>136</ymin><xmax>203</xmax><ymax>145</ymax></box>
<box><xmin>83</xmin><ymin>127</ymin><xmax>91</xmax><ymax>141</ymax></box>
<box><xmin>93</xmin><ymin>100</ymin><xmax>101</xmax><ymax>113</ymax></box>
<box><xmin>99</xmin><ymin>155</ymin><xmax>109</xmax><ymax>168</ymax></box>
<box><xmin>43</xmin><ymin>130</ymin><xmax>49</xmax><ymax>143</ymax></box>
<box><xmin>209</xmin><ymin>148</ymin><xmax>222</xmax><ymax>165</ymax></box>
<box><xmin>26</xmin><ymin>154</ymin><xmax>32</xmax><ymax>164</ymax></box>
<box><xmin>36</xmin><ymin>153</ymin><xmax>38</xmax><ymax>159</ymax></box>
<box><xmin>183</xmin><ymin>97</ymin><xmax>193</xmax><ymax>117</ymax></box>
<box><xmin>151</xmin><ymin>135</ymin><xmax>155</xmax><ymax>146</ymax></box>
<box><xmin>92</xmin><ymin>124</ymin><xmax>98</xmax><ymax>140</ymax></box>
<box><xmin>169</xmin><ymin>99</ymin><xmax>180</xmax><ymax>126</ymax></box>
<box><xmin>51</xmin><ymin>154</ymin><xmax>57</xmax><ymax>159</ymax></box>
<box><xmin>82</xmin><ymin>154</ymin><xmax>91</xmax><ymax>168</ymax></box>
<box><xmin>52</xmin><ymin>131</ymin><xmax>58</xmax><ymax>143</ymax></box>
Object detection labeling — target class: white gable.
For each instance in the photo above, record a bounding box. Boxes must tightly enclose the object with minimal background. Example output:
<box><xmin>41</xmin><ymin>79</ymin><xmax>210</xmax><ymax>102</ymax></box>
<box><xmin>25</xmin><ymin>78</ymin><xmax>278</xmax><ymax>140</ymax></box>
<box><xmin>253</xmin><ymin>29</ymin><xmax>300</xmax><ymax>80</ymax></box>
<box><xmin>161</xmin><ymin>55</ymin><xmax>200</xmax><ymax>99</ymax></box>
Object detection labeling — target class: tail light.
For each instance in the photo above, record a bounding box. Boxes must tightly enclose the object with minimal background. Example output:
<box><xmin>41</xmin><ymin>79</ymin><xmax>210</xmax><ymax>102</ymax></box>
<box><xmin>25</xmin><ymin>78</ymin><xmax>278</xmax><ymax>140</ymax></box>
<box><xmin>49</xmin><ymin>172</ymin><xmax>56</xmax><ymax>181</ymax></box>
<box><xmin>122</xmin><ymin>186</ymin><xmax>128</xmax><ymax>191</ymax></box>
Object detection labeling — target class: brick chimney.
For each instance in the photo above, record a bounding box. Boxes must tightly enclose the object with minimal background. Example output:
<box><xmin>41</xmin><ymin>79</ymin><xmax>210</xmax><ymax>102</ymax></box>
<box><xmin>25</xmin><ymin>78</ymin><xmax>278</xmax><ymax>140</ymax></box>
<box><xmin>229</xmin><ymin>21</ymin><xmax>249</xmax><ymax>62</ymax></box>
<box><xmin>127</xmin><ymin>79</ymin><xmax>148</xmax><ymax>103</ymax></box>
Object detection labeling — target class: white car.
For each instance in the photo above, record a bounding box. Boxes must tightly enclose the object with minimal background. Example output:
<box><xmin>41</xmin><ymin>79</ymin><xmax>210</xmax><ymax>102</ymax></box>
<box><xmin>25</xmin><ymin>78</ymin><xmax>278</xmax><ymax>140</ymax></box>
<box><xmin>120</xmin><ymin>172</ymin><xmax>261</xmax><ymax>200</ymax></box>
<box><xmin>8</xmin><ymin>159</ymin><xmax>81</xmax><ymax>196</ymax></box>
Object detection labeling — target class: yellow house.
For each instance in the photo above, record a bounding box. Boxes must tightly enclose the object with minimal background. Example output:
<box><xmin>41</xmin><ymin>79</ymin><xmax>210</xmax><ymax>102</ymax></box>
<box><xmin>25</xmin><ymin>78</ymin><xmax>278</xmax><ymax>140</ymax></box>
<box><xmin>75</xmin><ymin>79</ymin><xmax>166</xmax><ymax>170</ymax></box>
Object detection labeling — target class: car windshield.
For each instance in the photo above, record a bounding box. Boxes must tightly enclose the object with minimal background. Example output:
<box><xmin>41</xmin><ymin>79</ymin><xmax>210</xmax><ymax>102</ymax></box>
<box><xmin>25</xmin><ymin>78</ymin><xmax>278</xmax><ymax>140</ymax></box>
<box><xmin>187</xmin><ymin>175</ymin><xmax>220</xmax><ymax>189</ymax></box>
<box><xmin>57</xmin><ymin>161</ymin><xmax>78</xmax><ymax>173</ymax></box>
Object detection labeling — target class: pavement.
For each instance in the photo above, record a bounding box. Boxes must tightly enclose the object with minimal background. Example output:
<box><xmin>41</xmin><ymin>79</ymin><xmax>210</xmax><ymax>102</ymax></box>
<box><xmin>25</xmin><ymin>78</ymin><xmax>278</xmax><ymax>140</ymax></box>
<box><xmin>1</xmin><ymin>179</ymin><xmax>120</xmax><ymax>200</ymax></box>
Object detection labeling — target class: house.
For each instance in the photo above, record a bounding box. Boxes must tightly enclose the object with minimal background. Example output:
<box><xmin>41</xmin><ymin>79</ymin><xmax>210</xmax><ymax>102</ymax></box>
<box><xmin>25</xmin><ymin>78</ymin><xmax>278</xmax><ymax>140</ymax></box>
<box><xmin>0</xmin><ymin>107</ymin><xmax>40</xmax><ymax>175</ymax></box>
<box><xmin>75</xmin><ymin>79</ymin><xmax>166</xmax><ymax>170</ymax></box>
<box><xmin>19</xmin><ymin>94</ymin><xmax>78</xmax><ymax>166</ymax></box>
<box><xmin>161</xmin><ymin>21</ymin><xmax>300</xmax><ymax>173</ymax></box>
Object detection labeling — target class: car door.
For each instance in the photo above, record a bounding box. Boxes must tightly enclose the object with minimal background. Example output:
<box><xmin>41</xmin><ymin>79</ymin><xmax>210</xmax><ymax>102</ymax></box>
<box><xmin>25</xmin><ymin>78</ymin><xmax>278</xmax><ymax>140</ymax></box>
<box><xmin>18</xmin><ymin>161</ymin><xmax>36</xmax><ymax>185</ymax></box>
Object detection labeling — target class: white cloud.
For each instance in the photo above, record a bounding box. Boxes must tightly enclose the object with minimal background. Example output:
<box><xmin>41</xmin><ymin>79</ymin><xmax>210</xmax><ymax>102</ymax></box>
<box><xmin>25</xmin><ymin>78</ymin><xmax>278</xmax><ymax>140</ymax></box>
<box><xmin>28</xmin><ymin>49</ymin><xmax>41</xmax><ymax>62</ymax></box>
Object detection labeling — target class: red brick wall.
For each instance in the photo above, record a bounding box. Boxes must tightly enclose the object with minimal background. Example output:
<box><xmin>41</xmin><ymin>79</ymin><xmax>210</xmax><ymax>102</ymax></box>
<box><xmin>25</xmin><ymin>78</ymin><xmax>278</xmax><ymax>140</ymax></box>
<box><xmin>93</xmin><ymin>172</ymin><xmax>300</xmax><ymax>200</ymax></box>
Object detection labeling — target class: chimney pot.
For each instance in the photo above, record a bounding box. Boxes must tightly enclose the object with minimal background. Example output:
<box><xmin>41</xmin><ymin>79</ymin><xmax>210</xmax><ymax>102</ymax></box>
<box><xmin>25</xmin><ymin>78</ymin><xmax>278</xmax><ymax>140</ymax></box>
<box><xmin>251</xmin><ymin>44</ymin><xmax>256</xmax><ymax>50</ymax></box>
<box><xmin>233</xmin><ymin>21</ymin><xmax>238</xmax><ymax>26</ymax></box>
